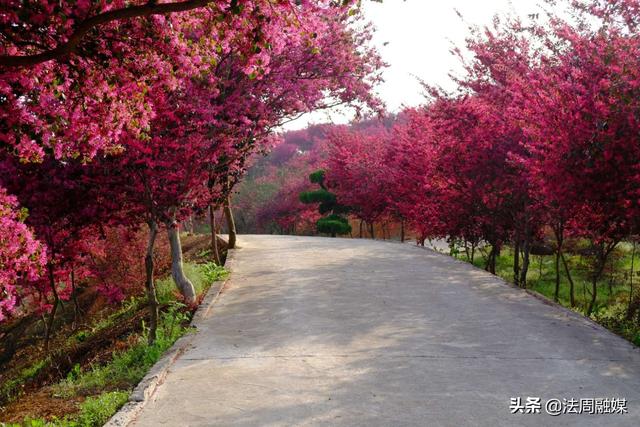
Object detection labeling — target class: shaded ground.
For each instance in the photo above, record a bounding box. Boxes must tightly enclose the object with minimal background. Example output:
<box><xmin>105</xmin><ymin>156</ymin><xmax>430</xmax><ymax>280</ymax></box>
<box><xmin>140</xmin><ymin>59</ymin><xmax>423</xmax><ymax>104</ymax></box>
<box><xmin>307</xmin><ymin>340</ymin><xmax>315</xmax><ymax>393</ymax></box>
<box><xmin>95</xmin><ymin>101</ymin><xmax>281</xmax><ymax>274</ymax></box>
<box><xmin>133</xmin><ymin>235</ymin><xmax>640</xmax><ymax>427</ymax></box>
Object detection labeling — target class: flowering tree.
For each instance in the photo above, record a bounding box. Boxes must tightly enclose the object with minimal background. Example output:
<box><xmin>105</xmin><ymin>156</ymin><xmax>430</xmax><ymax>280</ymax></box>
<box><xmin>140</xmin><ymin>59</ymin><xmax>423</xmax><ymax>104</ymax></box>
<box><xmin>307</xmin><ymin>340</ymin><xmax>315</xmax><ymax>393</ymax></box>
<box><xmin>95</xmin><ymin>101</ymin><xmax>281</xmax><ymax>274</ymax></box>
<box><xmin>0</xmin><ymin>155</ymin><xmax>125</xmax><ymax>349</ymax></box>
<box><xmin>519</xmin><ymin>2</ymin><xmax>640</xmax><ymax>314</ymax></box>
<box><xmin>325</xmin><ymin>124</ymin><xmax>393</xmax><ymax>236</ymax></box>
<box><xmin>244</xmin><ymin>127</ymin><xmax>330</xmax><ymax>234</ymax></box>
<box><xmin>0</xmin><ymin>189</ymin><xmax>46</xmax><ymax>322</ymax></box>
<box><xmin>0</xmin><ymin>0</ymin><xmax>383</xmax><ymax>337</ymax></box>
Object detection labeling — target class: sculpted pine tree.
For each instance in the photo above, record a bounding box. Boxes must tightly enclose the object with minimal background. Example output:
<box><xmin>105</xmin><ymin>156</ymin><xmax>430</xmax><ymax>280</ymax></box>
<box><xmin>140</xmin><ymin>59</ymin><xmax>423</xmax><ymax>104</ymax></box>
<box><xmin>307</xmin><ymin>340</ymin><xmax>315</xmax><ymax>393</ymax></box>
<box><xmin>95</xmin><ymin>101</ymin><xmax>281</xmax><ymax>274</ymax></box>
<box><xmin>325</xmin><ymin>124</ymin><xmax>394</xmax><ymax>239</ymax></box>
<box><xmin>300</xmin><ymin>170</ymin><xmax>352</xmax><ymax>238</ymax></box>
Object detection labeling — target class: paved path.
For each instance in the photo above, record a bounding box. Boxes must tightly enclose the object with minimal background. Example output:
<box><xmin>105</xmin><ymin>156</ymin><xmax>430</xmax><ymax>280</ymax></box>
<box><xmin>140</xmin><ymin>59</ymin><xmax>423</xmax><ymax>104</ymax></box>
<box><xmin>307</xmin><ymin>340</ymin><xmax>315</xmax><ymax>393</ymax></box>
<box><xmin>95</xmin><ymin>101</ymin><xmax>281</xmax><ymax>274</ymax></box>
<box><xmin>133</xmin><ymin>235</ymin><xmax>640</xmax><ymax>426</ymax></box>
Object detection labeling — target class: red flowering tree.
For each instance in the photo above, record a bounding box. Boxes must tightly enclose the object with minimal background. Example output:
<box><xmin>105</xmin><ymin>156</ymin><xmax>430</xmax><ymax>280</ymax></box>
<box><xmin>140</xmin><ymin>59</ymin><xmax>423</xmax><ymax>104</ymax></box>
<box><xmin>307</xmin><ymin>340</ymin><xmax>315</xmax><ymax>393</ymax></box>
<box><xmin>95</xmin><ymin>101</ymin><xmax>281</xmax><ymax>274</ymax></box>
<box><xmin>0</xmin><ymin>155</ymin><xmax>125</xmax><ymax>350</ymax></box>
<box><xmin>0</xmin><ymin>1</ymin><xmax>383</xmax><ymax>341</ymax></box>
<box><xmin>324</xmin><ymin>124</ymin><xmax>393</xmax><ymax>237</ymax></box>
<box><xmin>519</xmin><ymin>3</ymin><xmax>640</xmax><ymax>314</ymax></box>
<box><xmin>0</xmin><ymin>189</ymin><xmax>46</xmax><ymax>322</ymax></box>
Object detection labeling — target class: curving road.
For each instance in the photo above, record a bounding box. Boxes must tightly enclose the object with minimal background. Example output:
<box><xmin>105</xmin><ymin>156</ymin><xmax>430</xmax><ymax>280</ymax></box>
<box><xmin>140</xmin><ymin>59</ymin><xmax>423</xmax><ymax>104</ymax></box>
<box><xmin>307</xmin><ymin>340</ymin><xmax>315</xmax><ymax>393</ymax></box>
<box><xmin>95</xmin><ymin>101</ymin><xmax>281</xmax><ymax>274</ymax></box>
<box><xmin>132</xmin><ymin>235</ymin><xmax>640</xmax><ymax>426</ymax></box>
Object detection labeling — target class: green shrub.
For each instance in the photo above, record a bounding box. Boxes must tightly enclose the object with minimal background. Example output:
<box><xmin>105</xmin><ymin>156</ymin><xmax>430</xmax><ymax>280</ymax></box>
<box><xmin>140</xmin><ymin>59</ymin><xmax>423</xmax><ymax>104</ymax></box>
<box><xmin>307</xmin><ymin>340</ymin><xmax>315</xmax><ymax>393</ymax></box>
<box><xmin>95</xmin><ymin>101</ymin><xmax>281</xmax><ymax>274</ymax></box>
<box><xmin>317</xmin><ymin>215</ymin><xmax>351</xmax><ymax>237</ymax></box>
<box><xmin>300</xmin><ymin>169</ymin><xmax>352</xmax><ymax>235</ymax></box>
<box><xmin>592</xmin><ymin>303</ymin><xmax>640</xmax><ymax>345</ymax></box>
<box><xmin>309</xmin><ymin>170</ymin><xmax>326</xmax><ymax>184</ymax></box>
<box><xmin>197</xmin><ymin>248</ymin><xmax>212</xmax><ymax>258</ymax></box>
<box><xmin>299</xmin><ymin>189</ymin><xmax>336</xmax><ymax>206</ymax></box>
<box><xmin>74</xmin><ymin>391</ymin><xmax>129</xmax><ymax>427</ymax></box>
<box><xmin>200</xmin><ymin>262</ymin><xmax>229</xmax><ymax>284</ymax></box>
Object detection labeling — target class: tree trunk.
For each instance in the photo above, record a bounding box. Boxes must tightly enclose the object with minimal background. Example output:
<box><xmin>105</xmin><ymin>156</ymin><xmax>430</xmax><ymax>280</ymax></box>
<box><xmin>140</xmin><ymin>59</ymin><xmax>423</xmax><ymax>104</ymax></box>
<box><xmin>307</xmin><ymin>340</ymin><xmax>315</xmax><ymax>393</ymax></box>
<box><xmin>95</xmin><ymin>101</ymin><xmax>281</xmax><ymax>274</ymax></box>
<box><xmin>538</xmin><ymin>256</ymin><xmax>543</xmax><ymax>281</ymax></box>
<box><xmin>519</xmin><ymin>234</ymin><xmax>531</xmax><ymax>289</ymax></box>
<box><xmin>145</xmin><ymin>221</ymin><xmax>160</xmax><ymax>344</ymax></box>
<box><xmin>553</xmin><ymin>226</ymin><xmax>564</xmax><ymax>302</ymax></box>
<box><xmin>209</xmin><ymin>205</ymin><xmax>221</xmax><ymax>265</ymax></box>
<box><xmin>44</xmin><ymin>264</ymin><xmax>59</xmax><ymax>354</ymax></box>
<box><xmin>493</xmin><ymin>244</ymin><xmax>500</xmax><ymax>274</ymax></box>
<box><xmin>513</xmin><ymin>239</ymin><xmax>521</xmax><ymax>287</ymax></box>
<box><xmin>369</xmin><ymin>222</ymin><xmax>375</xmax><ymax>239</ymax></box>
<box><xmin>486</xmin><ymin>244</ymin><xmax>498</xmax><ymax>275</ymax></box>
<box><xmin>588</xmin><ymin>242</ymin><xmax>617</xmax><ymax>316</ymax></box>
<box><xmin>560</xmin><ymin>252</ymin><xmax>576</xmax><ymax>307</ymax></box>
<box><xmin>359</xmin><ymin>220</ymin><xmax>364</xmax><ymax>238</ymax></box>
<box><xmin>71</xmin><ymin>267</ymin><xmax>82</xmax><ymax>329</ymax></box>
<box><xmin>586</xmin><ymin>248</ymin><xmax>606</xmax><ymax>316</ymax></box>
<box><xmin>224</xmin><ymin>196</ymin><xmax>237</xmax><ymax>249</ymax></box>
<box><xmin>400</xmin><ymin>220</ymin><xmax>405</xmax><ymax>243</ymax></box>
<box><xmin>587</xmin><ymin>274</ymin><xmax>599</xmax><ymax>317</ymax></box>
<box><xmin>166</xmin><ymin>220</ymin><xmax>197</xmax><ymax>305</ymax></box>
<box><xmin>608</xmin><ymin>274</ymin><xmax>614</xmax><ymax>297</ymax></box>
<box><xmin>627</xmin><ymin>241</ymin><xmax>636</xmax><ymax>320</ymax></box>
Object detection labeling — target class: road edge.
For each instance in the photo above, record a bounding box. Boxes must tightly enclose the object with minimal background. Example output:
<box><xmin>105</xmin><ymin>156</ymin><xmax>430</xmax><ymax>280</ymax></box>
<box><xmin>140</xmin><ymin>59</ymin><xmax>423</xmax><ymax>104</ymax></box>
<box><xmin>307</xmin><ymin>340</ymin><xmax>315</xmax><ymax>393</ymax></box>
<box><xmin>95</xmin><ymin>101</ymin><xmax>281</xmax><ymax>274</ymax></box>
<box><xmin>104</xmin><ymin>245</ymin><xmax>237</xmax><ymax>427</ymax></box>
<box><xmin>398</xmin><ymin>240</ymin><xmax>640</xmax><ymax>354</ymax></box>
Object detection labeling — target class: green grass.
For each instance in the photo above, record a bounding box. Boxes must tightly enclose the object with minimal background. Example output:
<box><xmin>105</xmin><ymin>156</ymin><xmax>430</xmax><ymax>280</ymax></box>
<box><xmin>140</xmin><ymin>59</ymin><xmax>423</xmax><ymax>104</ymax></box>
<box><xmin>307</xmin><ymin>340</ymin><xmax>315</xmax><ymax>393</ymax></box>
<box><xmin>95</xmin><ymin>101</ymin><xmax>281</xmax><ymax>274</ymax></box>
<box><xmin>73</xmin><ymin>391</ymin><xmax>129</xmax><ymax>426</ymax></box>
<box><xmin>464</xmin><ymin>247</ymin><xmax>629</xmax><ymax>310</ymax></box>
<box><xmin>156</xmin><ymin>262</ymin><xmax>229</xmax><ymax>304</ymax></box>
<box><xmin>1</xmin><ymin>359</ymin><xmax>49</xmax><ymax>403</ymax></box>
<box><xmin>7</xmin><ymin>261</ymin><xmax>230</xmax><ymax>426</ymax></box>
<box><xmin>52</xmin><ymin>304</ymin><xmax>190</xmax><ymax>399</ymax></box>
<box><xmin>8</xmin><ymin>391</ymin><xmax>129</xmax><ymax>427</ymax></box>
<box><xmin>453</xmin><ymin>244</ymin><xmax>640</xmax><ymax>345</ymax></box>
<box><xmin>67</xmin><ymin>298</ymin><xmax>142</xmax><ymax>347</ymax></box>
<box><xmin>197</xmin><ymin>248</ymin><xmax>212</xmax><ymax>258</ymax></box>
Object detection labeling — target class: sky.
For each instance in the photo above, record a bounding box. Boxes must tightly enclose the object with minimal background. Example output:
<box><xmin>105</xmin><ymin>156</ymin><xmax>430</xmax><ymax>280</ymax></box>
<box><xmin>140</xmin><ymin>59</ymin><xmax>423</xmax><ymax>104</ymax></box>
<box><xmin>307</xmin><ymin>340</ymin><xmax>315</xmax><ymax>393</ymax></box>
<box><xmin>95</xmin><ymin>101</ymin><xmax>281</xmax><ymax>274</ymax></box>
<box><xmin>283</xmin><ymin>0</ymin><xmax>544</xmax><ymax>130</ymax></box>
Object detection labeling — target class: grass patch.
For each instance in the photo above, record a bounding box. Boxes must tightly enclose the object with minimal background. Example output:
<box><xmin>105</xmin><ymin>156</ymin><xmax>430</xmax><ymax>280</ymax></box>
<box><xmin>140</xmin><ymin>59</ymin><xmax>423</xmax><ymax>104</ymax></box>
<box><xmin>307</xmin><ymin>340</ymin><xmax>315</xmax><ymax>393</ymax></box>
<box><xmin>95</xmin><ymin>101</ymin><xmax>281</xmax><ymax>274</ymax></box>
<box><xmin>67</xmin><ymin>298</ymin><xmax>143</xmax><ymax>347</ymax></box>
<box><xmin>74</xmin><ymin>391</ymin><xmax>129</xmax><ymax>426</ymax></box>
<box><xmin>197</xmin><ymin>248</ymin><xmax>212</xmax><ymax>258</ymax></box>
<box><xmin>8</xmin><ymin>391</ymin><xmax>129</xmax><ymax>427</ymax></box>
<box><xmin>1</xmin><ymin>359</ymin><xmax>49</xmax><ymax>403</ymax></box>
<box><xmin>2</xmin><ymin>233</ymin><xmax>231</xmax><ymax>426</ymax></box>
<box><xmin>52</xmin><ymin>304</ymin><xmax>190</xmax><ymax>399</ymax></box>
<box><xmin>8</xmin><ymin>305</ymin><xmax>192</xmax><ymax>426</ymax></box>
<box><xmin>4</xmin><ymin>259</ymin><xmax>230</xmax><ymax>426</ymax></box>
<box><xmin>156</xmin><ymin>262</ymin><xmax>228</xmax><ymax>304</ymax></box>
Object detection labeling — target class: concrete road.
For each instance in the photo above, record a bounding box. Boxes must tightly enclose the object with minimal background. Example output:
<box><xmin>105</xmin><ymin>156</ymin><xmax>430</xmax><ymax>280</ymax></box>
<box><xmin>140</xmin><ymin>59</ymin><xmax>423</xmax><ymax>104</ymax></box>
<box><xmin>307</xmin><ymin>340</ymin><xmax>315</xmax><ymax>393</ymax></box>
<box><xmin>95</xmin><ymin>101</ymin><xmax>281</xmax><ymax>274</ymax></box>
<box><xmin>133</xmin><ymin>235</ymin><xmax>640</xmax><ymax>427</ymax></box>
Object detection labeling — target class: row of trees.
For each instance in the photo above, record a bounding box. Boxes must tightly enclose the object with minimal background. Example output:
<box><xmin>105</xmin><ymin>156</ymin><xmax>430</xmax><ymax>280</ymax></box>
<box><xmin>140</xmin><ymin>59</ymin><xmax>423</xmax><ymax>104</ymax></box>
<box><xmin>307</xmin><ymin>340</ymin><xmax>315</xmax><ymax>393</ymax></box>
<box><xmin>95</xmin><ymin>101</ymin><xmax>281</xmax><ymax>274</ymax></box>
<box><xmin>0</xmin><ymin>1</ymin><xmax>383</xmax><ymax>345</ymax></box>
<box><xmin>235</xmin><ymin>125</ymin><xmax>330</xmax><ymax>234</ymax></box>
<box><xmin>321</xmin><ymin>0</ymin><xmax>640</xmax><ymax>317</ymax></box>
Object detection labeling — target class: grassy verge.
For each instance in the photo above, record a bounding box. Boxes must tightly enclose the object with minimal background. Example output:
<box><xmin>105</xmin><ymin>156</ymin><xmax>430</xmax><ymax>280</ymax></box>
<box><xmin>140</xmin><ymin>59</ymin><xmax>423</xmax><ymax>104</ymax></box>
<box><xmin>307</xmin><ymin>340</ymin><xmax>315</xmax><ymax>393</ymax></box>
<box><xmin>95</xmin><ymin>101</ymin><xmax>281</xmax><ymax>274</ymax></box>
<box><xmin>16</xmin><ymin>392</ymin><xmax>130</xmax><ymax>427</ymax></box>
<box><xmin>3</xmin><ymin>261</ymin><xmax>228</xmax><ymax>427</ymax></box>
<box><xmin>51</xmin><ymin>304</ymin><xmax>191</xmax><ymax>400</ymax></box>
<box><xmin>0</xmin><ymin>360</ymin><xmax>49</xmax><ymax>404</ymax></box>
<box><xmin>451</xmin><ymin>245</ymin><xmax>640</xmax><ymax>346</ymax></box>
<box><xmin>155</xmin><ymin>262</ymin><xmax>228</xmax><ymax>305</ymax></box>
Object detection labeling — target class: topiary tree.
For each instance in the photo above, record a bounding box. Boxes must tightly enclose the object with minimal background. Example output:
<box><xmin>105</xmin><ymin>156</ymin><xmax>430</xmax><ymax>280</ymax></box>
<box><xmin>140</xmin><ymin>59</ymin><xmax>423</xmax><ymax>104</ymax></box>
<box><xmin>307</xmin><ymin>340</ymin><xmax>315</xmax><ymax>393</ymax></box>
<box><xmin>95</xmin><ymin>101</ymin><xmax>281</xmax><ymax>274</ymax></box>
<box><xmin>299</xmin><ymin>170</ymin><xmax>351</xmax><ymax>237</ymax></box>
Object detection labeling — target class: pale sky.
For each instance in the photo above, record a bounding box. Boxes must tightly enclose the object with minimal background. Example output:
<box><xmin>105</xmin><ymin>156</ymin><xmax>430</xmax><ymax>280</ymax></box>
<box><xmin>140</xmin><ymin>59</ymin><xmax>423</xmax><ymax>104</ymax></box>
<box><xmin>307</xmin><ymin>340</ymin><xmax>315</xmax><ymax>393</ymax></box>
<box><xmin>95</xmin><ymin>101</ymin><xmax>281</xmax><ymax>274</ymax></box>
<box><xmin>283</xmin><ymin>0</ymin><xmax>543</xmax><ymax>130</ymax></box>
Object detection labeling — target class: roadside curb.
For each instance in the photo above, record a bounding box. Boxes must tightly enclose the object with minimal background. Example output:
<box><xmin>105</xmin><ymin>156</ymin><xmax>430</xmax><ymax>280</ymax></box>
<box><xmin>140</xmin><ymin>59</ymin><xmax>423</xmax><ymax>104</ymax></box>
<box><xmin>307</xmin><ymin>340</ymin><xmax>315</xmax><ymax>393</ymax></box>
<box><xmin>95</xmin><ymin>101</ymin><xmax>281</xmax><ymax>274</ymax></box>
<box><xmin>105</xmin><ymin>246</ymin><xmax>237</xmax><ymax>427</ymax></box>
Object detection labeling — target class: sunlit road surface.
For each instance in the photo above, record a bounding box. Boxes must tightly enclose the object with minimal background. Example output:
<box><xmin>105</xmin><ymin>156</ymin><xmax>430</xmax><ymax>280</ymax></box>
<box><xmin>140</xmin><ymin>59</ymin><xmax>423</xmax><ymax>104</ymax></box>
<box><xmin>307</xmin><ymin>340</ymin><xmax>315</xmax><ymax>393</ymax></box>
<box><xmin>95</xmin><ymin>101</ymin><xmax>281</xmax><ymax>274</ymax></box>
<box><xmin>133</xmin><ymin>235</ymin><xmax>640</xmax><ymax>427</ymax></box>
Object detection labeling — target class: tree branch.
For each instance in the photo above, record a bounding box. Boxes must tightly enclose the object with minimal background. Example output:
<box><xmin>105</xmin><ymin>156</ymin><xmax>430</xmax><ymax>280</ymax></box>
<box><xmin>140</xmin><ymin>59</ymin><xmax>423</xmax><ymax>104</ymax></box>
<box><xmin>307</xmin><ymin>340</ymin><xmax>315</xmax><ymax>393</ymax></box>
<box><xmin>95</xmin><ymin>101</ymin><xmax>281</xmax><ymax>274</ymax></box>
<box><xmin>0</xmin><ymin>0</ymin><xmax>213</xmax><ymax>68</ymax></box>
